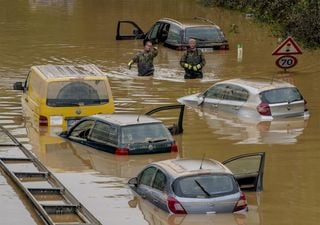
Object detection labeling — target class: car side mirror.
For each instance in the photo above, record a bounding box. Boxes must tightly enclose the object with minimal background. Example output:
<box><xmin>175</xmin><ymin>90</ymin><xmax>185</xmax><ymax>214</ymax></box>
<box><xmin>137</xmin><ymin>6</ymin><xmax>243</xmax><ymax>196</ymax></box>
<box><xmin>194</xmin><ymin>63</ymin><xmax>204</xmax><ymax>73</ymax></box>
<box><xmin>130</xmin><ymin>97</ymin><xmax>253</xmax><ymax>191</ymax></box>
<box><xmin>133</xmin><ymin>29</ymin><xmax>144</xmax><ymax>38</ymax></box>
<box><xmin>128</xmin><ymin>177</ymin><xmax>138</xmax><ymax>186</ymax></box>
<box><xmin>197</xmin><ymin>93</ymin><xmax>206</xmax><ymax>106</ymax></box>
<box><xmin>59</xmin><ymin>130</ymin><xmax>68</xmax><ymax>137</ymax></box>
<box><xmin>13</xmin><ymin>82</ymin><xmax>24</xmax><ymax>91</ymax></box>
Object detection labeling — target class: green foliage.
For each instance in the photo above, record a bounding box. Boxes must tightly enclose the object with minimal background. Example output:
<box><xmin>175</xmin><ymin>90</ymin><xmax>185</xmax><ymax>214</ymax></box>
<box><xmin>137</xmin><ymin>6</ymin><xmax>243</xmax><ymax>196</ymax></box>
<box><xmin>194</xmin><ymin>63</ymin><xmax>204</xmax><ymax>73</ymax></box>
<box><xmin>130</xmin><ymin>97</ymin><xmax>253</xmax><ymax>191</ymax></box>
<box><xmin>200</xmin><ymin>0</ymin><xmax>320</xmax><ymax>48</ymax></box>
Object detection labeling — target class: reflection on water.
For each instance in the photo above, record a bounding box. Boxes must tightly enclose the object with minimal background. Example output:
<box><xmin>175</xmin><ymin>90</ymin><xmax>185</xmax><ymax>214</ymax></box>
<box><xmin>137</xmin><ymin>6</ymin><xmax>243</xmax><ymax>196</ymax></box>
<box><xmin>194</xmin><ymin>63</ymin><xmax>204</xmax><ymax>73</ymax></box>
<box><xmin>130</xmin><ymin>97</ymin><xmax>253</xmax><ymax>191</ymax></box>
<box><xmin>191</xmin><ymin>106</ymin><xmax>308</xmax><ymax>144</ymax></box>
<box><xmin>0</xmin><ymin>0</ymin><xmax>319</xmax><ymax>225</ymax></box>
<box><xmin>128</xmin><ymin>194</ymin><xmax>261</xmax><ymax>225</ymax></box>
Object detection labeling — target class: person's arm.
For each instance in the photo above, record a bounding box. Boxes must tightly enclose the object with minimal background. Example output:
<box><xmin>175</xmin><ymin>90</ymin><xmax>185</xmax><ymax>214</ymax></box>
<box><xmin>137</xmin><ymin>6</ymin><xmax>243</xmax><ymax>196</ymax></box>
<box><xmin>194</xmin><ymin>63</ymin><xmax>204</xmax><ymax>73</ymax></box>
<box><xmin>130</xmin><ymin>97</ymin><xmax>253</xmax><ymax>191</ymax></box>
<box><xmin>180</xmin><ymin>52</ymin><xmax>190</xmax><ymax>69</ymax></box>
<box><xmin>152</xmin><ymin>47</ymin><xmax>158</xmax><ymax>58</ymax></box>
<box><xmin>200</xmin><ymin>51</ymin><xmax>206</xmax><ymax>67</ymax></box>
<box><xmin>128</xmin><ymin>54</ymin><xmax>139</xmax><ymax>69</ymax></box>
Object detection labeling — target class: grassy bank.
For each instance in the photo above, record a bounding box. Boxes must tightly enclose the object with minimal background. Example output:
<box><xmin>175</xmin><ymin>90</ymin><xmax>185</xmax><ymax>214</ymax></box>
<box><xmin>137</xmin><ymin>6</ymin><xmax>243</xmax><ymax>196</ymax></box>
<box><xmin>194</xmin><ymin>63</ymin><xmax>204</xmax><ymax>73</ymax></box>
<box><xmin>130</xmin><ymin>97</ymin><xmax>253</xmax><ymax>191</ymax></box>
<box><xmin>200</xmin><ymin>0</ymin><xmax>320</xmax><ymax>48</ymax></box>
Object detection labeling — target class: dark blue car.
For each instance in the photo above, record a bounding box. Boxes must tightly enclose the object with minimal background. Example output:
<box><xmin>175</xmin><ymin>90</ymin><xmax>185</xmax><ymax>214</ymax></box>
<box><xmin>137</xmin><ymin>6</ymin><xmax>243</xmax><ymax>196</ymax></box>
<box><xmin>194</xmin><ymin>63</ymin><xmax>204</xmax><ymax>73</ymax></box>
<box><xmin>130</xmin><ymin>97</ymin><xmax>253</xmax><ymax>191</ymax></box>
<box><xmin>60</xmin><ymin>105</ymin><xmax>184</xmax><ymax>155</ymax></box>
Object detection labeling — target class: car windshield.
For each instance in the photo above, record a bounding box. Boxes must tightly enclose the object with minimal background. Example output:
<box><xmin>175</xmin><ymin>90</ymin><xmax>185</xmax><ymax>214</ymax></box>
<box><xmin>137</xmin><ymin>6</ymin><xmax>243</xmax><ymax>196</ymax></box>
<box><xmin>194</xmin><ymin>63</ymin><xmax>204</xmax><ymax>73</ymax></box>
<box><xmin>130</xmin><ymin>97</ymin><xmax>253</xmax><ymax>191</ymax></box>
<box><xmin>173</xmin><ymin>174</ymin><xmax>237</xmax><ymax>198</ymax></box>
<box><xmin>260</xmin><ymin>87</ymin><xmax>303</xmax><ymax>104</ymax></box>
<box><xmin>185</xmin><ymin>27</ymin><xmax>223</xmax><ymax>42</ymax></box>
<box><xmin>121</xmin><ymin>123</ymin><xmax>172</xmax><ymax>145</ymax></box>
<box><xmin>47</xmin><ymin>80</ymin><xmax>109</xmax><ymax>107</ymax></box>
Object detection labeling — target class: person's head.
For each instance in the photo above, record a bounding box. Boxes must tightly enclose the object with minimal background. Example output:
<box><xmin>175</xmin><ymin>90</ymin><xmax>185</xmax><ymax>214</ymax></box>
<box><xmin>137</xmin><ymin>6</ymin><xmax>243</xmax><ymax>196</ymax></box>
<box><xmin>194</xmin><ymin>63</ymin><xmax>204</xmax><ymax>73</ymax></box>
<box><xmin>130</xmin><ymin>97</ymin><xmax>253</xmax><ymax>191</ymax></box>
<box><xmin>188</xmin><ymin>38</ymin><xmax>197</xmax><ymax>50</ymax></box>
<box><xmin>144</xmin><ymin>41</ymin><xmax>153</xmax><ymax>52</ymax></box>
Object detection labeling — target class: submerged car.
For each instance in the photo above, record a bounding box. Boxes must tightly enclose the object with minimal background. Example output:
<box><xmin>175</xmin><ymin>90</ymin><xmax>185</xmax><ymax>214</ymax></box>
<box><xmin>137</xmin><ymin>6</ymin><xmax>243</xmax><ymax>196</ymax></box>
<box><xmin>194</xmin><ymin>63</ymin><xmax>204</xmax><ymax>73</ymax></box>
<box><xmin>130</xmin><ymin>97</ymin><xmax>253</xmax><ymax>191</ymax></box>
<box><xmin>116</xmin><ymin>17</ymin><xmax>229</xmax><ymax>51</ymax></box>
<box><xmin>128</xmin><ymin>152</ymin><xmax>265</xmax><ymax>214</ymax></box>
<box><xmin>60</xmin><ymin>105</ymin><xmax>184</xmax><ymax>155</ymax></box>
<box><xmin>13</xmin><ymin>64</ymin><xmax>115</xmax><ymax>127</ymax></box>
<box><xmin>178</xmin><ymin>78</ymin><xmax>309</xmax><ymax>120</ymax></box>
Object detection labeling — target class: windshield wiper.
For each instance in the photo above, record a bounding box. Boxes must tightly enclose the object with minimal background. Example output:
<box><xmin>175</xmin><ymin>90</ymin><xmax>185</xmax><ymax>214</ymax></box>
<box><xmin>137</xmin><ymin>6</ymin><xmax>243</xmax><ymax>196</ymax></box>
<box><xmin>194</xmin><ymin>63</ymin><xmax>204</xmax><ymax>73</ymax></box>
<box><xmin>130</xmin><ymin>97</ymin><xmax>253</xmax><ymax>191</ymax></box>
<box><xmin>188</xmin><ymin>36</ymin><xmax>208</xmax><ymax>42</ymax></box>
<box><xmin>148</xmin><ymin>138</ymin><xmax>168</xmax><ymax>143</ymax></box>
<box><xmin>194</xmin><ymin>180</ymin><xmax>211</xmax><ymax>197</ymax></box>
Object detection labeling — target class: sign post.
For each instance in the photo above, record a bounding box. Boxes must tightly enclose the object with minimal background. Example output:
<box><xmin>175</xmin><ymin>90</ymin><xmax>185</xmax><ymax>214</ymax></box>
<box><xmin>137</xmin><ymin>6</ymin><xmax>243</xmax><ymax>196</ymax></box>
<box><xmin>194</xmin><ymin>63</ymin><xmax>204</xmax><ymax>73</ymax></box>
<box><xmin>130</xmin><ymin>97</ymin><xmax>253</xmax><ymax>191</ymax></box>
<box><xmin>272</xmin><ymin>36</ymin><xmax>302</xmax><ymax>71</ymax></box>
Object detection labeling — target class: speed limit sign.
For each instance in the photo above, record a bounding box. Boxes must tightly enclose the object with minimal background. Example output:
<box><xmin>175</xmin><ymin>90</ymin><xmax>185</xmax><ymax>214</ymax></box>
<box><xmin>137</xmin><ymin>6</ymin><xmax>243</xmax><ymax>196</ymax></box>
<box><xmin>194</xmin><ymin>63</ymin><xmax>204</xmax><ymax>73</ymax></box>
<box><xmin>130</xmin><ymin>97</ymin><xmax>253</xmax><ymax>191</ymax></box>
<box><xmin>275</xmin><ymin>55</ymin><xmax>298</xmax><ymax>69</ymax></box>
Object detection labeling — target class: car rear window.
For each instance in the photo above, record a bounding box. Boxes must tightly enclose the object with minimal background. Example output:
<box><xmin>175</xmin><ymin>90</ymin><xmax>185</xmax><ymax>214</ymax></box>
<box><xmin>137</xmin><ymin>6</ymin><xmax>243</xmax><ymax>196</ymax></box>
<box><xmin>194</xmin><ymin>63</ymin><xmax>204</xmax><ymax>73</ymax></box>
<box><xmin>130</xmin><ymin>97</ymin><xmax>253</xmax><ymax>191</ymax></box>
<box><xmin>260</xmin><ymin>87</ymin><xmax>303</xmax><ymax>104</ymax></box>
<box><xmin>47</xmin><ymin>80</ymin><xmax>109</xmax><ymax>107</ymax></box>
<box><xmin>185</xmin><ymin>27</ymin><xmax>223</xmax><ymax>42</ymax></box>
<box><xmin>121</xmin><ymin>123</ymin><xmax>172</xmax><ymax>145</ymax></box>
<box><xmin>173</xmin><ymin>174</ymin><xmax>237</xmax><ymax>198</ymax></box>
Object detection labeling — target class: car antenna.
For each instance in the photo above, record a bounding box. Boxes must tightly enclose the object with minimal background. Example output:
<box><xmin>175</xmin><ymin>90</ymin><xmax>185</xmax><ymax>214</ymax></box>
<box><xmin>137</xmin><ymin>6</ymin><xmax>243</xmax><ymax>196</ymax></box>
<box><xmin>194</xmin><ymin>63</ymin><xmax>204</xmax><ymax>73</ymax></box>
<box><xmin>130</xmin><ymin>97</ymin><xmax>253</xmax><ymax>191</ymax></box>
<box><xmin>199</xmin><ymin>153</ymin><xmax>206</xmax><ymax>170</ymax></box>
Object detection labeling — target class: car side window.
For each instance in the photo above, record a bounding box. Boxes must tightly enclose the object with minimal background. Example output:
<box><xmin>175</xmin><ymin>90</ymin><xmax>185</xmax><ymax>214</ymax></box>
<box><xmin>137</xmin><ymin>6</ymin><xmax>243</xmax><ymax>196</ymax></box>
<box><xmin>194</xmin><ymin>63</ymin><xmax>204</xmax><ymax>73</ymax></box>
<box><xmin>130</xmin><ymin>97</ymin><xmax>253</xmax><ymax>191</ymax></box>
<box><xmin>69</xmin><ymin>120</ymin><xmax>95</xmax><ymax>139</ymax></box>
<box><xmin>166</xmin><ymin>23</ymin><xmax>181</xmax><ymax>44</ymax></box>
<box><xmin>222</xmin><ymin>85</ymin><xmax>249</xmax><ymax>102</ymax></box>
<box><xmin>139</xmin><ymin>166</ymin><xmax>157</xmax><ymax>187</ymax></box>
<box><xmin>90</xmin><ymin>121</ymin><xmax>119</xmax><ymax>145</ymax></box>
<box><xmin>152</xmin><ymin>170</ymin><xmax>167</xmax><ymax>192</ymax></box>
<box><xmin>205</xmin><ymin>84</ymin><xmax>226</xmax><ymax>99</ymax></box>
<box><xmin>148</xmin><ymin>23</ymin><xmax>161</xmax><ymax>40</ymax></box>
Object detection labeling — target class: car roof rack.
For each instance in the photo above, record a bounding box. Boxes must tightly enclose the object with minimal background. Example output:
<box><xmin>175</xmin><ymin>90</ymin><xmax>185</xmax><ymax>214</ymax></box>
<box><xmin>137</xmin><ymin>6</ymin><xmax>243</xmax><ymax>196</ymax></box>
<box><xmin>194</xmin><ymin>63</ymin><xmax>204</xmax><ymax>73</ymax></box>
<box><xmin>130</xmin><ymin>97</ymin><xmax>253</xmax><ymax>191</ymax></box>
<box><xmin>0</xmin><ymin>126</ymin><xmax>101</xmax><ymax>225</ymax></box>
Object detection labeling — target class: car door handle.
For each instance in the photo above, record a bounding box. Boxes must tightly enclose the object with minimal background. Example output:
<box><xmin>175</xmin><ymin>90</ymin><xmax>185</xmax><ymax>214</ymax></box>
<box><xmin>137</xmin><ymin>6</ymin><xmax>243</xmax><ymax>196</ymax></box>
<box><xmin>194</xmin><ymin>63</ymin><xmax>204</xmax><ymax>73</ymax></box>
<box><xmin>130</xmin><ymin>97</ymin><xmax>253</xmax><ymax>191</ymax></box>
<box><xmin>211</xmin><ymin>104</ymin><xmax>218</xmax><ymax>108</ymax></box>
<box><xmin>141</xmin><ymin>194</ymin><xmax>147</xmax><ymax>199</ymax></box>
<box><xmin>152</xmin><ymin>199</ymin><xmax>159</xmax><ymax>203</ymax></box>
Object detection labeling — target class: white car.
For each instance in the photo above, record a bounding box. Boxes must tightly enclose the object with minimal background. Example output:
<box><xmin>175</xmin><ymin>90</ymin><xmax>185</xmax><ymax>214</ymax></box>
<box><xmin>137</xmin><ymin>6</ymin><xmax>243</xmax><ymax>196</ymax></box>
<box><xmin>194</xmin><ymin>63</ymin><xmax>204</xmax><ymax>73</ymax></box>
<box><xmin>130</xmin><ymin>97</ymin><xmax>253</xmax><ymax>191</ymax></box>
<box><xmin>178</xmin><ymin>78</ymin><xmax>309</xmax><ymax>121</ymax></box>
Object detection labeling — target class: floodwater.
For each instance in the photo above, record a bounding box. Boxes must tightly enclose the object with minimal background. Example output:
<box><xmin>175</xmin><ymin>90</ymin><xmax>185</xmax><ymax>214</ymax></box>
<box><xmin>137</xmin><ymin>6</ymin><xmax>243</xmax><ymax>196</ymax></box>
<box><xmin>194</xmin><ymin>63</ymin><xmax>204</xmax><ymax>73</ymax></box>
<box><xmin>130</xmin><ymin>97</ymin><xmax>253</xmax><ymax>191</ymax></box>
<box><xmin>0</xmin><ymin>0</ymin><xmax>320</xmax><ymax>225</ymax></box>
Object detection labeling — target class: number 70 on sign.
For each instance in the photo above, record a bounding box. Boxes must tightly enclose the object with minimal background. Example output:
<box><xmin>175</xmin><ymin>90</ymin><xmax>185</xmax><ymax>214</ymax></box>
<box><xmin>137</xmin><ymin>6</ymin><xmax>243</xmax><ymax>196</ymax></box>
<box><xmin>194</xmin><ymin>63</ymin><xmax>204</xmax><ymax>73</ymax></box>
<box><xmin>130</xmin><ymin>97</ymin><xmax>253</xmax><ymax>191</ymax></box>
<box><xmin>275</xmin><ymin>55</ymin><xmax>298</xmax><ymax>69</ymax></box>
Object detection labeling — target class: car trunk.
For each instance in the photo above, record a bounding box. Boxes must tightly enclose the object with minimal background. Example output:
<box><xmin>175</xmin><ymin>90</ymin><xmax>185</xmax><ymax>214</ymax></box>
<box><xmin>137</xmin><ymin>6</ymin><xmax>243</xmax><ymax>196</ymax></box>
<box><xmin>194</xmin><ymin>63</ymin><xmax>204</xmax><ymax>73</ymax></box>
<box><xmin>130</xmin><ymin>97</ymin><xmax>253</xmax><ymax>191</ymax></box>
<box><xmin>176</xmin><ymin>193</ymin><xmax>239</xmax><ymax>214</ymax></box>
<box><xmin>260</xmin><ymin>87</ymin><xmax>306</xmax><ymax>118</ymax></box>
<box><xmin>128</xmin><ymin>141</ymin><xmax>172</xmax><ymax>155</ymax></box>
<box><xmin>269</xmin><ymin>100</ymin><xmax>305</xmax><ymax>117</ymax></box>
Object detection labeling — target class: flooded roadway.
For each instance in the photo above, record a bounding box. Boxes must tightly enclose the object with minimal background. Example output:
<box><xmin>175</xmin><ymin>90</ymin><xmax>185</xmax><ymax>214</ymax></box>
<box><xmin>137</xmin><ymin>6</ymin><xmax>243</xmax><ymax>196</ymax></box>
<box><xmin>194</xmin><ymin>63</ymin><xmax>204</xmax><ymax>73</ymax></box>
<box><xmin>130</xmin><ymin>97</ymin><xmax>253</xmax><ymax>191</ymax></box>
<box><xmin>0</xmin><ymin>0</ymin><xmax>320</xmax><ymax>224</ymax></box>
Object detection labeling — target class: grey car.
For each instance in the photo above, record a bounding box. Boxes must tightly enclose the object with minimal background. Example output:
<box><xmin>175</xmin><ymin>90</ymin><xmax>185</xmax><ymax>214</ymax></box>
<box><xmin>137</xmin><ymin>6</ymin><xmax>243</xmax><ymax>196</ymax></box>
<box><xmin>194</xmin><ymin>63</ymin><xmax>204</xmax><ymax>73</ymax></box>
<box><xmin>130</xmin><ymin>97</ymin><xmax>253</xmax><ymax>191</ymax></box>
<box><xmin>128</xmin><ymin>152</ymin><xmax>265</xmax><ymax>214</ymax></box>
<box><xmin>178</xmin><ymin>78</ymin><xmax>309</xmax><ymax>120</ymax></box>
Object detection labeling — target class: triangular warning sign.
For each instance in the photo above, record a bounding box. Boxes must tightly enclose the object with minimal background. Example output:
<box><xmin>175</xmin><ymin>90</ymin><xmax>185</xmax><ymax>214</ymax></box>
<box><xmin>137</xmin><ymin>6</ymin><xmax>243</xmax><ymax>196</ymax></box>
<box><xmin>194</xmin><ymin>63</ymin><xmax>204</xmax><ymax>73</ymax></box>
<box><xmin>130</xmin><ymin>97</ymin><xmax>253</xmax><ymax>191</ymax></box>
<box><xmin>272</xmin><ymin>36</ymin><xmax>302</xmax><ymax>55</ymax></box>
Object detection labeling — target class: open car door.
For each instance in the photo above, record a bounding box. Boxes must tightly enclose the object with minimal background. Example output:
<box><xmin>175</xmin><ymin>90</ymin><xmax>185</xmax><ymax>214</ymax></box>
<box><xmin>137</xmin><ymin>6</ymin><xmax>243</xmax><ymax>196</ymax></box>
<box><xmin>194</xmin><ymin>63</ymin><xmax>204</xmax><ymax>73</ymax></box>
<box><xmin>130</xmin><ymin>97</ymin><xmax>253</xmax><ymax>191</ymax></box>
<box><xmin>116</xmin><ymin>20</ymin><xmax>145</xmax><ymax>40</ymax></box>
<box><xmin>223</xmin><ymin>152</ymin><xmax>265</xmax><ymax>192</ymax></box>
<box><xmin>145</xmin><ymin>104</ymin><xmax>185</xmax><ymax>135</ymax></box>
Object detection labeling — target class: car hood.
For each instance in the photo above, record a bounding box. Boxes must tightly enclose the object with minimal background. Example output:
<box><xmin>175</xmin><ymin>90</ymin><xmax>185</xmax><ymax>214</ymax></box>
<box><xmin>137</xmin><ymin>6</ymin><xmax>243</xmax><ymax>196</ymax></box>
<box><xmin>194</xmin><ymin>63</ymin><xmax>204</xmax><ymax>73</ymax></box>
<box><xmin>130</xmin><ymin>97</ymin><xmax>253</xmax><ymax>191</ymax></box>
<box><xmin>177</xmin><ymin>93</ymin><xmax>201</xmax><ymax>105</ymax></box>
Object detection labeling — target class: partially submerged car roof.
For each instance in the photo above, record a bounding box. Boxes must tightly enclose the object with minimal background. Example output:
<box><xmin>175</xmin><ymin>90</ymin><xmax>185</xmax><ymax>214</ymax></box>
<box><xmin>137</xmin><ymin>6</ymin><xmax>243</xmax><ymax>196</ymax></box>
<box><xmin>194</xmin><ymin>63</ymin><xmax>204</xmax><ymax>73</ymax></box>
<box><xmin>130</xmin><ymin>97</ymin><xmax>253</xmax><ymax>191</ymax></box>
<box><xmin>159</xmin><ymin>17</ymin><xmax>221</xmax><ymax>29</ymax></box>
<box><xmin>91</xmin><ymin>114</ymin><xmax>163</xmax><ymax>126</ymax></box>
<box><xmin>32</xmin><ymin>64</ymin><xmax>106</xmax><ymax>80</ymax></box>
<box><xmin>219</xmin><ymin>77</ymin><xmax>295</xmax><ymax>94</ymax></box>
<box><xmin>153</xmin><ymin>159</ymin><xmax>232</xmax><ymax>178</ymax></box>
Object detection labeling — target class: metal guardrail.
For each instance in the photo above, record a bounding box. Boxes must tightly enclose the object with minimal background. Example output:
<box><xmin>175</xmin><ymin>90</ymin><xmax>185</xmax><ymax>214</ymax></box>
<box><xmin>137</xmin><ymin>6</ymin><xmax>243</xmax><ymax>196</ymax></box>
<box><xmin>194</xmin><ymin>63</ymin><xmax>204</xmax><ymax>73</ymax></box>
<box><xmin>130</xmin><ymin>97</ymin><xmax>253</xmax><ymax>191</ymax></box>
<box><xmin>0</xmin><ymin>126</ymin><xmax>102</xmax><ymax>225</ymax></box>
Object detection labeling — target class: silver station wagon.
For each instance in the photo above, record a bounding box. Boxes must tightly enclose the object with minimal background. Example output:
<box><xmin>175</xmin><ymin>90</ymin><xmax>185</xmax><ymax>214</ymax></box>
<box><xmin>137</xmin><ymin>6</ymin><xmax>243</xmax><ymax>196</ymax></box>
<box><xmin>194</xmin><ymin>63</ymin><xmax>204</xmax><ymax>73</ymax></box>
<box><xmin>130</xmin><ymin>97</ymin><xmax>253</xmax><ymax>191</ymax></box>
<box><xmin>178</xmin><ymin>78</ymin><xmax>309</xmax><ymax>120</ymax></box>
<box><xmin>128</xmin><ymin>152</ymin><xmax>265</xmax><ymax>214</ymax></box>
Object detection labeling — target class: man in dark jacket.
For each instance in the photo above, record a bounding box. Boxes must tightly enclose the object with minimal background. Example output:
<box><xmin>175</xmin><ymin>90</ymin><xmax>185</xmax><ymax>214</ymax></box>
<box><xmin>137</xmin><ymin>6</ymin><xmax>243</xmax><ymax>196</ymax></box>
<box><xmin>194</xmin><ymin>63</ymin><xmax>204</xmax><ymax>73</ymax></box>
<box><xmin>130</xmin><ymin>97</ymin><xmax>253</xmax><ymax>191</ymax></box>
<box><xmin>180</xmin><ymin>38</ymin><xmax>206</xmax><ymax>79</ymax></box>
<box><xmin>128</xmin><ymin>41</ymin><xmax>158</xmax><ymax>76</ymax></box>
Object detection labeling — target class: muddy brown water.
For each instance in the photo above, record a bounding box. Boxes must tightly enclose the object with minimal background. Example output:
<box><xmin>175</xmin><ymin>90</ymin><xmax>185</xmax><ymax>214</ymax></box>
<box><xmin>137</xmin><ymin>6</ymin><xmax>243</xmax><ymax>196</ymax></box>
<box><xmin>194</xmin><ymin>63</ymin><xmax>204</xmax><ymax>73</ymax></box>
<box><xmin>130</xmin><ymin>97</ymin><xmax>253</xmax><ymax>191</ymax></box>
<box><xmin>0</xmin><ymin>0</ymin><xmax>320</xmax><ymax>225</ymax></box>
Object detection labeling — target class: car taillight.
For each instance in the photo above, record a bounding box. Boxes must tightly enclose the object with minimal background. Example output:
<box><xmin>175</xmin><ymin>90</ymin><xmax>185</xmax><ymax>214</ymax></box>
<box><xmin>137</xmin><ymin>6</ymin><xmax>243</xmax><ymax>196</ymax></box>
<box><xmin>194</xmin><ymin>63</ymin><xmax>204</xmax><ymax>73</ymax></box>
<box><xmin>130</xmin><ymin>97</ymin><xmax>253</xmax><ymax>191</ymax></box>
<box><xmin>170</xmin><ymin>143</ymin><xmax>178</xmax><ymax>152</ymax></box>
<box><xmin>257</xmin><ymin>103</ymin><xmax>271</xmax><ymax>116</ymax></box>
<box><xmin>39</xmin><ymin>115</ymin><xmax>48</xmax><ymax>126</ymax></box>
<box><xmin>233</xmin><ymin>192</ymin><xmax>248</xmax><ymax>212</ymax></box>
<box><xmin>167</xmin><ymin>197</ymin><xmax>186</xmax><ymax>214</ymax></box>
<box><xmin>304</xmin><ymin>99</ymin><xmax>308</xmax><ymax>112</ymax></box>
<box><xmin>220</xmin><ymin>44</ymin><xmax>229</xmax><ymax>50</ymax></box>
<box><xmin>115</xmin><ymin>148</ymin><xmax>129</xmax><ymax>155</ymax></box>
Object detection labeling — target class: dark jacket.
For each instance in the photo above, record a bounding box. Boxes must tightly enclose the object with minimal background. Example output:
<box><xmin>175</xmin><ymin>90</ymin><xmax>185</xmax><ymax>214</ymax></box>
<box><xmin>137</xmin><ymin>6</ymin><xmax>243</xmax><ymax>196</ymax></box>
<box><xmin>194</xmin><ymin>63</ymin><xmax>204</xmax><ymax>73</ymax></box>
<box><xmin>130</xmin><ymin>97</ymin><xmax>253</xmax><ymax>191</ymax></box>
<box><xmin>131</xmin><ymin>49</ymin><xmax>158</xmax><ymax>76</ymax></box>
<box><xmin>180</xmin><ymin>48</ymin><xmax>206</xmax><ymax>79</ymax></box>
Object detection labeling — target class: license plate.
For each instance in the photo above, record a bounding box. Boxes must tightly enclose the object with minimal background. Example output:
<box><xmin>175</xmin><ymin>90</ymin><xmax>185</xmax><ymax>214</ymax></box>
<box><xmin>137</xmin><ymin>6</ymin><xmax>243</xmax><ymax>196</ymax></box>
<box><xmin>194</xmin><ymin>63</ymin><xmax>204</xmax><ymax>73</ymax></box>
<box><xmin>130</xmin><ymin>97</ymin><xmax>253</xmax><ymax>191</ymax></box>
<box><xmin>50</xmin><ymin>116</ymin><xmax>63</xmax><ymax>126</ymax></box>
<box><xmin>67</xmin><ymin>119</ymin><xmax>78</xmax><ymax>127</ymax></box>
<box><xmin>199</xmin><ymin>48</ymin><xmax>213</xmax><ymax>52</ymax></box>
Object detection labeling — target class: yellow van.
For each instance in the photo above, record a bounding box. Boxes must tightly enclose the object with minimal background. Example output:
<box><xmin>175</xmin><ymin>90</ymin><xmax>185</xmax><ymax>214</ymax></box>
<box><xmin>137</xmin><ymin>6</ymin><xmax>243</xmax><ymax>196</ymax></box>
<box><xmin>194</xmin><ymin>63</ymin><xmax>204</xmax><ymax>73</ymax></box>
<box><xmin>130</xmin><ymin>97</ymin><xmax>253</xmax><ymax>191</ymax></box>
<box><xmin>14</xmin><ymin>64</ymin><xmax>115</xmax><ymax>127</ymax></box>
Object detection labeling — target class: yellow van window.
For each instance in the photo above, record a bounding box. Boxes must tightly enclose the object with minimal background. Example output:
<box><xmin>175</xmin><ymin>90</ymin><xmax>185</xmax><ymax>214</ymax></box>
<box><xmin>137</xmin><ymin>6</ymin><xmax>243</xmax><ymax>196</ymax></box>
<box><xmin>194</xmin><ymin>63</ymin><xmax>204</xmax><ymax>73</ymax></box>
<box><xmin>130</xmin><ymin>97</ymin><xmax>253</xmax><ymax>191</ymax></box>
<box><xmin>46</xmin><ymin>80</ymin><xmax>109</xmax><ymax>107</ymax></box>
<box><xmin>29</xmin><ymin>72</ymin><xmax>46</xmax><ymax>97</ymax></box>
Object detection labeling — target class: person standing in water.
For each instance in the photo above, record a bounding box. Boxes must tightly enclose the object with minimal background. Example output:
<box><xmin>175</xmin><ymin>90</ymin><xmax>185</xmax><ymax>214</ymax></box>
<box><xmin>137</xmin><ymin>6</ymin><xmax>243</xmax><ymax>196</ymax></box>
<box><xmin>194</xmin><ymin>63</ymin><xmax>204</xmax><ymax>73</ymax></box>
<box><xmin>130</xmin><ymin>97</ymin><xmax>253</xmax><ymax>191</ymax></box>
<box><xmin>128</xmin><ymin>41</ymin><xmax>158</xmax><ymax>76</ymax></box>
<box><xmin>180</xmin><ymin>38</ymin><xmax>206</xmax><ymax>79</ymax></box>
